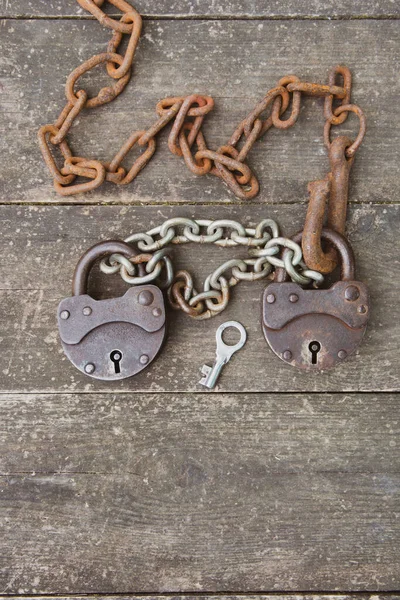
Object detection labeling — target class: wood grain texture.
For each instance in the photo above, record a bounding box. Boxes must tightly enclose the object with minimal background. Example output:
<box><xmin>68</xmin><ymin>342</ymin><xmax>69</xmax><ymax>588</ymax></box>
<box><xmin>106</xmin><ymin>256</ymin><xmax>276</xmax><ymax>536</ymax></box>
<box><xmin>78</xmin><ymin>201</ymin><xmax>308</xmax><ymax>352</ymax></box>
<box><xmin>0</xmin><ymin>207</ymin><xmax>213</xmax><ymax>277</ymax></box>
<box><xmin>2</xmin><ymin>0</ymin><xmax>400</xmax><ymax>18</ymax></box>
<box><xmin>2</xmin><ymin>392</ymin><xmax>399</xmax><ymax>477</ymax></box>
<box><xmin>0</xmin><ymin>19</ymin><xmax>398</xmax><ymax>205</ymax></box>
<box><xmin>1</xmin><ymin>4</ymin><xmax>399</xmax><ymax>594</ymax></box>
<box><xmin>1</xmin><ymin>392</ymin><xmax>399</xmax><ymax>593</ymax></box>
<box><xmin>0</xmin><ymin>203</ymin><xmax>398</xmax><ymax>393</ymax></box>
<box><xmin>4</xmin><ymin>598</ymin><xmax>400</xmax><ymax>600</ymax></box>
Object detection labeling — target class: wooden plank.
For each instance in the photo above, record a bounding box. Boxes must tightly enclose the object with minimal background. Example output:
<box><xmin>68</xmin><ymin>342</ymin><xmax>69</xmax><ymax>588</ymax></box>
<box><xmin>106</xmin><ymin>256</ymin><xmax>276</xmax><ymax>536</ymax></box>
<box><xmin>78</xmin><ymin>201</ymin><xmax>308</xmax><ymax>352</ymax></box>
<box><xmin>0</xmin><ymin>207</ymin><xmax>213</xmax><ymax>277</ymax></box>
<box><xmin>0</xmin><ymin>592</ymin><xmax>400</xmax><ymax>600</ymax></box>
<box><xmin>0</xmin><ymin>203</ymin><xmax>398</xmax><ymax>393</ymax></box>
<box><xmin>2</xmin><ymin>392</ymin><xmax>399</xmax><ymax>477</ymax></box>
<box><xmin>1</xmin><ymin>392</ymin><xmax>399</xmax><ymax>593</ymax></box>
<box><xmin>0</xmin><ymin>18</ymin><xmax>398</xmax><ymax>205</ymax></box>
<box><xmin>2</xmin><ymin>474</ymin><xmax>400</xmax><ymax>591</ymax></box>
<box><xmin>4</xmin><ymin>598</ymin><xmax>400</xmax><ymax>600</ymax></box>
<box><xmin>2</xmin><ymin>1</ymin><xmax>400</xmax><ymax>18</ymax></box>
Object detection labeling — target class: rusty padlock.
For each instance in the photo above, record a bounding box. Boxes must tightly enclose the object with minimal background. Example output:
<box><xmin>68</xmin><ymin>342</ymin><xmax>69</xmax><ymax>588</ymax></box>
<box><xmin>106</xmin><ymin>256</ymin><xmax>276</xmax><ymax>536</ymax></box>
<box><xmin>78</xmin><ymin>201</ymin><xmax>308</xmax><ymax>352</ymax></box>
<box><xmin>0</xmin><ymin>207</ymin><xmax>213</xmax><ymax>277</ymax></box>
<box><xmin>262</xmin><ymin>229</ymin><xmax>369</xmax><ymax>370</ymax></box>
<box><xmin>58</xmin><ymin>241</ymin><xmax>166</xmax><ymax>380</ymax></box>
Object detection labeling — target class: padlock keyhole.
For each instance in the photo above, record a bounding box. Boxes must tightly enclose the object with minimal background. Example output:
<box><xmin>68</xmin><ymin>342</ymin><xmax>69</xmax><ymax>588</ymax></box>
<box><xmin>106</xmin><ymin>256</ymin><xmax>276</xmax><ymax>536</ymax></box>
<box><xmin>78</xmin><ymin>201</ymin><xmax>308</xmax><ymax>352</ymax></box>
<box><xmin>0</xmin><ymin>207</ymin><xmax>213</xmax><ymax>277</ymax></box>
<box><xmin>110</xmin><ymin>350</ymin><xmax>122</xmax><ymax>374</ymax></box>
<box><xmin>309</xmin><ymin>341</ymin><xmax>321</xmax><ymax>365</ymax></box>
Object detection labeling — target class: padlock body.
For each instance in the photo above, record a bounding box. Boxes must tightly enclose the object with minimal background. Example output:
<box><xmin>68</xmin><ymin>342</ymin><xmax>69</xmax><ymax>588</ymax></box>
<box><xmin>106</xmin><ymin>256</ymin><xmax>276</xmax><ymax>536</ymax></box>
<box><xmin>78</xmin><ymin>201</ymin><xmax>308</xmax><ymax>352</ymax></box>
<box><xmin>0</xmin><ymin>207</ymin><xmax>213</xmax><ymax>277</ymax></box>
<box><xmin>262</xmin><ymin>280</ymin><xmax>369</xmax><ymax>371</ymax></box>
<box><xmin>58</xmin><ymin>285</ymin><xmax>166</xmax><ymax>381</ymax></box>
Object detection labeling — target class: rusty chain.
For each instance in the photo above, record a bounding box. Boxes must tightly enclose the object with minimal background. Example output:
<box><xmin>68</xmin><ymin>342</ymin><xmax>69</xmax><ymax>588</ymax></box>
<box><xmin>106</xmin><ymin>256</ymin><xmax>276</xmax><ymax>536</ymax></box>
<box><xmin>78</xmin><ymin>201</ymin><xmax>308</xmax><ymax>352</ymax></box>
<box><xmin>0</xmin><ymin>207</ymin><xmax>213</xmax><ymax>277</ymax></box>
<box><xmin>38</xmin><ymin>0</ymin><xmax>366</xmax><ymax>275</ymax></box>
<box><xmin>99</xmin><ymin>216</ymin><xmax>323</xmax><ymax>320</ymax></box>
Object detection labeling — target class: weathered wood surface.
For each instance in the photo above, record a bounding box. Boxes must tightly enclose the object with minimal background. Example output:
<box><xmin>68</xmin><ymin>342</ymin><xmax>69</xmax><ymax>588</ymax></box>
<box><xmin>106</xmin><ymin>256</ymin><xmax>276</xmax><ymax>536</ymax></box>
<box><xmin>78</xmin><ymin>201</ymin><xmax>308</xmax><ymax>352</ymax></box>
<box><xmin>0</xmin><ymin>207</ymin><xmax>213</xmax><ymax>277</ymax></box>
<box><xmin>2</xmin><ymin>0</ymin><xmax>400</xmax><ymax>18</ymax></box>
<box><xmin>0</xmin><ymin>203</ymin><xmax>399</xmax><ymax>393</ymax></box>
<box><xmin>5</xmin><ymin>598</ymin><xmax>399</xmax><ymax>600</ymax></box>
<box><xmin>5</xmin><ymin>598</ymin><xmax>400</xmax><ymax>600</ymax></box>
<box><xmin>1</xmin><ymin>1</ymin><xmax>400</xmax><ymax>595</ymax></box>
<box><xmin>1</xmin><ymin>392</ymin><xmax>399</xmax><ymax>593</ymax></box>
<box><xmin>0</xmin><ymin>19</ymin><xmax>399</xmax><ymax>205</ymax></box>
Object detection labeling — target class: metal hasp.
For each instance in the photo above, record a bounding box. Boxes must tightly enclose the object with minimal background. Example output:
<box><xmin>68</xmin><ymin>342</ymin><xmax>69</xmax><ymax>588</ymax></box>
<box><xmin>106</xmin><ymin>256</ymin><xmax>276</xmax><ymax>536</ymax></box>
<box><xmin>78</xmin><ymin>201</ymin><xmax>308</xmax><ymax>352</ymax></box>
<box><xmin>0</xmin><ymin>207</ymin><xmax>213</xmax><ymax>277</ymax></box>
<box><xmin>302</xmin><ymin>135</ymin><xmax>354</xmax><ymax>274</ymax></box>
<box><xmin>58</xmin><ymin>240</ymin><xmax>166</xmax><ymax>381</ymax></box>
<box><xmin>262</xmin><ymin>229</ymin><xmax>369</xmax><ymax>371</ymax></box>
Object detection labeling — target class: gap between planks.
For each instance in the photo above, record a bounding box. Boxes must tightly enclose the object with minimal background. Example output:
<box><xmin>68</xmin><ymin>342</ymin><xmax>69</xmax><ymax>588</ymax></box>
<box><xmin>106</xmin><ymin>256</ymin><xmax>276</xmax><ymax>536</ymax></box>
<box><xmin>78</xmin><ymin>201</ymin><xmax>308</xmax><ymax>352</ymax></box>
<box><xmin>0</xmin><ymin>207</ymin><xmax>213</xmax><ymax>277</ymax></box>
<box><xmin>1</xmin><ymin>14</ymin><xmax>400</xmax><ymax>21</ymax></box>
<box><xmin>0</xmin><ymin>200</ymin><xmax>398</xmax><ymax>207</ymax></box>
<box><xmin>0</xmin><ymin>390</ymin><xmax>399</xmax><ymax>396</ymax></box>
<box><xmin>0</xmin><ymin>593</ymin><xmax>398</xmax><ymax>597</ymax></box>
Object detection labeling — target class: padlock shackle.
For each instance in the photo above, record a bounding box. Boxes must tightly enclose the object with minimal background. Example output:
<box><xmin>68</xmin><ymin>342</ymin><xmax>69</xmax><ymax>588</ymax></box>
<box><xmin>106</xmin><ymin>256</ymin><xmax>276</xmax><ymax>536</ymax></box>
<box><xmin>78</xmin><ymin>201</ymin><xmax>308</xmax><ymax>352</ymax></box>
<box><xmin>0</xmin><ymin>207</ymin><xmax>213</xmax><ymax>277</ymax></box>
<box><xmin>276</xmin><ymin>228</ymin><xmax>356</xmax><ymax>283</ymax></box>
<box><xmin>72</xmin><ymin>240</ymin><xmax>139</xmax><ymax>296</ymax></box>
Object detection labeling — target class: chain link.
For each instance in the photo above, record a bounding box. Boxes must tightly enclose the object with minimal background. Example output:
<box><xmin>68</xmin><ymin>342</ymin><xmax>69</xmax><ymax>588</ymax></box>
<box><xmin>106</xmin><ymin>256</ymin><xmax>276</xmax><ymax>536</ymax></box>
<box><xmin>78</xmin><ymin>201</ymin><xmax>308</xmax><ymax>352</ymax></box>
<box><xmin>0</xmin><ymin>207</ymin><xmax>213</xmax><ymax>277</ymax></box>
<box><xmin>38</xmin><ymin>0</ymin><xmax>365</xmax><ymax>200</ymax></box>
<box><xmin>99</xmin><ymin>217</ymin><xmax>323</xmax><ymax>319</ymax></box>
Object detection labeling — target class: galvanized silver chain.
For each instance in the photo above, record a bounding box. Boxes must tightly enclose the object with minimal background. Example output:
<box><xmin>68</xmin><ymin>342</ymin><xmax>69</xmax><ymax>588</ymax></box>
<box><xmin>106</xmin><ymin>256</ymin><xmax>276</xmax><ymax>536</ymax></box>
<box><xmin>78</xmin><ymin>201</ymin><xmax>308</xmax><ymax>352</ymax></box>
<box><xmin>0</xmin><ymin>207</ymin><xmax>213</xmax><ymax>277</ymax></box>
<box><xmin>100</xmin><ymin>217</ymin><xmax>323</xmax><ymax>319</ymax></box>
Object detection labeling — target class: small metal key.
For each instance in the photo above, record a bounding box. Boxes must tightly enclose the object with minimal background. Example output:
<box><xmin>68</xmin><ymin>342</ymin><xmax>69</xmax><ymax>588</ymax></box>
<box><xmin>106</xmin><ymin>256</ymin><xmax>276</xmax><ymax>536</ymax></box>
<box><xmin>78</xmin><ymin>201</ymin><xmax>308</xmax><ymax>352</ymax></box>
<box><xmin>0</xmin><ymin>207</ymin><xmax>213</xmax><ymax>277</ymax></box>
<box><xmin>199</xmin><ymin>320</ymin><xmax>247</xmax><ymax>389</ymax></box>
